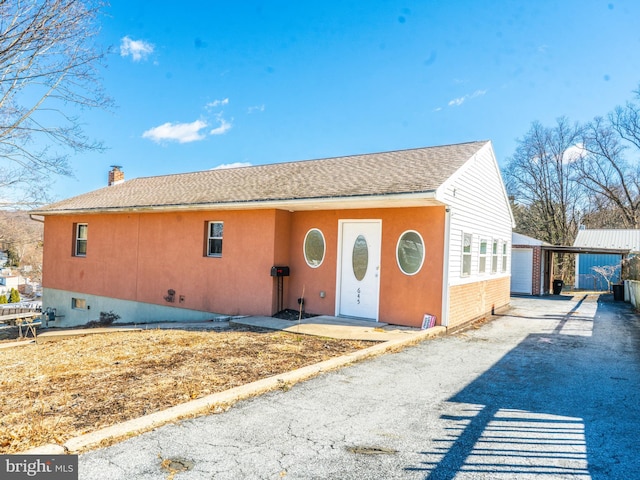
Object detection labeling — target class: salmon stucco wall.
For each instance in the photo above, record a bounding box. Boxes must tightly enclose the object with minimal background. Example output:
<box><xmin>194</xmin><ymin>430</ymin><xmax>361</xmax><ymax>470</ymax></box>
<box><xmin>42</xmin><ymin>206</ymin><xmax>446</xmax><ymax>327</ymax></box>
<box><xmin>42</xmin><ymin>210</ymin><xmax>285</xmax><ymax>317</ymax></box>
<box><xmin>287</xmin><ymin>207</ymin><xmax>446</xmax><ymax>328</ymax></box>
<box><xmin>448</xmin><ymin>276</ymin><xmax>510</xmax><ymax>329</ymax></box>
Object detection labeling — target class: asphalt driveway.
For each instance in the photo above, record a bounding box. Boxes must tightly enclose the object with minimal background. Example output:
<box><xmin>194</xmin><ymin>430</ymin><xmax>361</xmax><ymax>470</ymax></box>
<box><xmin>79</xmin><ymin>294</ymin><xmax>640</xmax><ymax>479</ymax></box>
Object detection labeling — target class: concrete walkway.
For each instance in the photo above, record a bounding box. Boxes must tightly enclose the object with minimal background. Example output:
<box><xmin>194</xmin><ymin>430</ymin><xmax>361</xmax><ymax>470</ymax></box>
<box><xmin>78</xmin><ymin>294</ymin><xmax>640</xmax><ymax>479</ymax></box>
<box><xmin>231</xmin><ymin>315</ymin><xmax>426</xmax><ymax>342</ymax></box>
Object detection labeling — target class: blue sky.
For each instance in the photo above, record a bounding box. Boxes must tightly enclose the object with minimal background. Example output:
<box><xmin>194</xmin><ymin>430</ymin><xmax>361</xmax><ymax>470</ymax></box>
<box><xmin>53</xmin><ymin>0</ymin><xmax>640</xmax><ymax>199</ymax></box>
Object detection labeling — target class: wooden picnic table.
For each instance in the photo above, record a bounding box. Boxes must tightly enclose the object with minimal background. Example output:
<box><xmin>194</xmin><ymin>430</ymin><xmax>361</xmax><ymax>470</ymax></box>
<box><xmin>0</xmin><ymin>312</ymin><xmax>41</xmax><ymax>338</ymax></box>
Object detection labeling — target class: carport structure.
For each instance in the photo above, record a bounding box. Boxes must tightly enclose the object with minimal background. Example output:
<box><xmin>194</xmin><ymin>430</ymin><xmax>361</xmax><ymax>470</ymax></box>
<box><xmin>512</xmin><ymin>232</ymin><xmax>629</xmax><ymax>295</ymax></box>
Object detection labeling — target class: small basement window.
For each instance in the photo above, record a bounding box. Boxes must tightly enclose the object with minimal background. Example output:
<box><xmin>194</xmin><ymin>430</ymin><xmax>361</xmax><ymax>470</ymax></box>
<box><xmin>72</xmin><ymin>298</ymin><xmax>87</xmax><ymax>309</ymax></box>
<box><xmin>304</xmin><ymin>228</ymin><xmax>325</xmax><ymax>267</ymax></box>
<box><xmin>396</xmin><ymin>230</ymin><xmax>425</xmax><ymax>275</ymax></box>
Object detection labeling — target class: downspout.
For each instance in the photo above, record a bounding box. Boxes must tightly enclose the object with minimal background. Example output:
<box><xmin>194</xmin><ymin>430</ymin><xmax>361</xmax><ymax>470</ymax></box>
<box><xmin>441</xmin><ymin>207</ymin><xmax>451</xmax><ymax>328</ymax></box>
<box><xmin>29</xmin><ymin>214</ymin><xmax>44</xmax><ymax>223</ymax></box>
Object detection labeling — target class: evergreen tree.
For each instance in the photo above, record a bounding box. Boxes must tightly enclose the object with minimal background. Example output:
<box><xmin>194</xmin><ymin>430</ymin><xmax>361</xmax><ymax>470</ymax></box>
<box><xmin>9</xmin><ymin>288</ymin><xmax>20</xmax><ymax>303</ymax></box>
<box><xmin>6</xmin><ymin>247</ymin><xmax>19</xmax><ymax>267</ymax></box>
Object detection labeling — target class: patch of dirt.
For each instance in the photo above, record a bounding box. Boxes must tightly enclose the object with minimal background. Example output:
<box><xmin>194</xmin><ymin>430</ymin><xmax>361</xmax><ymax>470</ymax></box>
<box><xmin>0</xmin><ymin>324</ymin><xmax>370</xmax><ymax>453</ymax></box>
<box><xmin>272</xmin><ymin>309</ymin><xmax>317</xmax><ymax>321</ymax></box>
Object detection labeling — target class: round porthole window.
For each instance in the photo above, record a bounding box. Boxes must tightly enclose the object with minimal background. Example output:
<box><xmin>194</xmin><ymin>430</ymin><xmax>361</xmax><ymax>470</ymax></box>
<box><xmin>396</xmin><ymin>230</ymin><xmax>424</xmax><ymax>275</ymax></box>
<box><xmin>304</xmin><ymin>229</ymin><xmax>325</xmax><ymax>268</ymax></box>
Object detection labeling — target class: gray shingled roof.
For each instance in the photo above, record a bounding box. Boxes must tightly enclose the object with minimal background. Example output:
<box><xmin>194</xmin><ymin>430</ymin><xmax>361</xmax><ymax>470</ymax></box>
<box><xmin>33</xmin><ymin>141</ymin><xmax>488</xmax><ymax>214</ymax></box>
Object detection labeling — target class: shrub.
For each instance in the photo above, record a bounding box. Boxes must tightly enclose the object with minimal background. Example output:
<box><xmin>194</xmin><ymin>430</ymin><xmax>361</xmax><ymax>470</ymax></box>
<box><xmin>86</xmin><ymin>310</ymin><xmax>121</xmax><ymax>328</ymax></box>
<box><xmin>0</xmin><ymin>295</ymin><xmax>6</xmax><ymax>304</ymax></box>
<box><xmin>99</xmin><ymin>311</ymin><xmax>120</xmax><ymax>326</ymax></box>
<box><xmin>8</xmin><ymin>288</ymin><xmax>20</xmax><ymax>304</ymax></box>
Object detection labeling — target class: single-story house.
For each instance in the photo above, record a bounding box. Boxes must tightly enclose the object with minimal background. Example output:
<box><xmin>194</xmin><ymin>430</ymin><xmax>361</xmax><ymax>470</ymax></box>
<box><xmin>573</xmin><ymin>228</ymin><xmax>640</xmax><ymax>290</ymax></box>
<box><xmin>31</xmin><ymin>141</ymin><xmax>514</xmax><ymax>330</ymax></box>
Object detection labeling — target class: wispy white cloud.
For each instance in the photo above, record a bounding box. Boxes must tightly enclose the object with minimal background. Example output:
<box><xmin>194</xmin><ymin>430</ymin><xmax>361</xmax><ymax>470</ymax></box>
<box><xmin>563</xmin><ymin>143</ymin><xmax>586</xmax><ymax>163</ymax></box>
<box><xmin>210</xmin><ymin>115</ymin><xmax>232</xmax><ymax>135</ymax></box>
<box><xmin>142</xmin><ymin>120</ymin><xmax>208</xmax><ymax>143</ymax></box>
<box><xmin>212</xmin><ymin>162</ymin><xmax>252</xmax><ymax>170</ymax></box>
<box><xmin>120</xmin><ymin>36</ymin><xmax>155</xmax><ymax>62</ymax></box>
<box><xmin>447</xmin><ymin>89</ymin><xmax>487</xmax><ymax>107</ymax></box>
<box><xmin>248</xmin><ymin>104</ymin><xmax>265</xmax><ymax>114</ymax></box>
<box><xmin>207</xmin><ymin>98</ymin><xmax>229</xmax><ymax>108</ymax></box>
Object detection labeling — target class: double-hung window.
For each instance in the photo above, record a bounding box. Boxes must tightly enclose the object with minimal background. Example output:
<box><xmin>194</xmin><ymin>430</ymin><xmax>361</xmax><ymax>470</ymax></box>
<box><xmin>479</xmin><ymin>239</ymin><xmax>488</xmax><ymax>274</ymax></box>
<box><xmin>75</xmin><ymin>223</ymin><xmax>88</xmax><ymax>257</ymax></box>
<box><xmin>492</xmin><ymin>240</ymin><xmax>499</xmax><ymax>273</ymax></box>
<box><xmin>502</xmin><ymin>242</ymin><xmax>508</xmax><ymax>272</ymax></box>
<box><xmin>461</xmin><ymin>233</ymin><xmax>472</xmax><ymax>277</ymax></box>
<box><xmin>206</xmin><ymin>221</ymin><xmax>223</xmax><ymax>257</ymax></box>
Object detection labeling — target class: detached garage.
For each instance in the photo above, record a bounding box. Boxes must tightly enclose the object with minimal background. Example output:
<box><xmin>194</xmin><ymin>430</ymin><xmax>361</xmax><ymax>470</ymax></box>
<box><xmin>511</xmin><ymin>233</ymin><xmax>547</xmax><ymax>296</ymax></box>
<box><xmin>512</xmin><ymin>248</ymin><xmax>533</xmax><ymax>294</ymax></box>
<box><xmin>511</xmin><ymin>230</ymin><xmax>632</xmax><ymax>296</ymax></box>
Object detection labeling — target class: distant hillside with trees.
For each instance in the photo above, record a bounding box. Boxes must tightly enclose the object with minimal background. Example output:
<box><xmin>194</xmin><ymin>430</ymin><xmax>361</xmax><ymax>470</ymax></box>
<box><xmin>0</xmin><ymin>211</ymin><xmax>43</xmax><ymax>283</ymax></box>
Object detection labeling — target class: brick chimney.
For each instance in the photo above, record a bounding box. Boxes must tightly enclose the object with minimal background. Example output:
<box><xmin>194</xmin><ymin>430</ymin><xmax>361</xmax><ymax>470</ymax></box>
<box><xmin>108</xmin><ymin>166</ymin><xmax>124</xmax><ymax>186</ymax></box>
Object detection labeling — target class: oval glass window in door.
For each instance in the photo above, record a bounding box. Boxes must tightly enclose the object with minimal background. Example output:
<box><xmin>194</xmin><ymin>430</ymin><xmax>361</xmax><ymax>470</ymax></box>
<box><xmin>352</xmin><ymin>234</ymin><xmax>369</xmax><ymax>281</ymax></box>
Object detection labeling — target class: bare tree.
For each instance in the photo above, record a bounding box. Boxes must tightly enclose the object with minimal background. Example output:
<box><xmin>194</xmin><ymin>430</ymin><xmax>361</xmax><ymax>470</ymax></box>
<box><xmin>504</xmin><ymin>118</ymin><xmax>585</xmax><ymax>244</ymax></box>
<box><xmin>0</xmin><ymin>0</ymin><xmax>111</xmax><ymax>206</ymax></box>
<box><xmin>504</xmin><ymin>118</ymin><xmax>585</xmax><ymax>281</ymax></box>
<box><xmin>574</xmin><ymin>93</ymin><xmax>640</xmax><ymax>228</ymax></box>
<box><xmin>591</xmin><ymin>264</ymin><xmax>620</xmax><ymax>291</ymax></box>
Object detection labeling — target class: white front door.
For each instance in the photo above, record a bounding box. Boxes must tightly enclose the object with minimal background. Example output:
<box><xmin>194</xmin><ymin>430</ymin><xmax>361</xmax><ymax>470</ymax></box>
<box><xmin>337</xmin><ymin>221</ymin><xmax>381</xmax><ymax>320</ymax></box>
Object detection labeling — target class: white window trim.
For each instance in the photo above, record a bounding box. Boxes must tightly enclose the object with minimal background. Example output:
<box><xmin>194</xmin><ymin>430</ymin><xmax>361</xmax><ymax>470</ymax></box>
<box><xmin>461</xmin><ymin>232</ymin><xmax>472</xmax><ymax>277</ymax></box>
<box><xmin>75</xmin><ymin>223</ymin><xmax>88</xmax><ymax>257</ymax></box>
<box><xmin>207</xmin><ymin>221</ymin><xmax>223</xmax><ymax>257</ymax></box>
<box><xmin>479</xmin><ymin>238</ymin><xmax>488</xmax><ymax>274</ymax></box>
<box><xmin>501</xmin><ymin>241</ymin><xmax>508</xmax><ymax>272</ymax></box>
<box><xmin>303</xmin><ymin>228</ymin><xmax>326</xmax><ymax>268</ymax></box>
<box><xmin>396</xmin><ymin>230</ymin><xmax>425</xmax><ymax>276</ymax></box>
<box><xmin>491</xmin><ymin>239</ymin><xmax>499</xmax><ymax>274</ymax></box>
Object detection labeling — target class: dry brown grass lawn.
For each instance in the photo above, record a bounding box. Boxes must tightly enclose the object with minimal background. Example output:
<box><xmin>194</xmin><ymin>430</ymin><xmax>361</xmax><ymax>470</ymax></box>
<box><xmin>0</xmin><ymin>325</ymin><xmax>370</xmax><ymax>454</ymax></box>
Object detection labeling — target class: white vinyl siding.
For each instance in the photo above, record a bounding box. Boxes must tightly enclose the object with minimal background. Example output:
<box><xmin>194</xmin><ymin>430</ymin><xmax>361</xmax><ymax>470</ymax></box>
<box><xmin>439</xmin><ymin>143</ymin><xmax>514</xmax><ymax>286</ymax></box>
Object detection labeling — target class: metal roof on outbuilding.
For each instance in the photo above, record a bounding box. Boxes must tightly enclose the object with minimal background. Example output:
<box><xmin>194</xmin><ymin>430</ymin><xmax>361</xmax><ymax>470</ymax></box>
<box><xmin>573</xmin><ymin>229</ymin><xmax>640</xmax><ymax>253</ymax></box>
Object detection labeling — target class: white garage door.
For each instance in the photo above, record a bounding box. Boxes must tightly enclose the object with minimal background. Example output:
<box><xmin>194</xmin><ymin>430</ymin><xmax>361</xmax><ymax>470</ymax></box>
<box><xmin>511</xmin><ymin>248</ymin><xmax>533</xmax><ymax>295</ymax></box>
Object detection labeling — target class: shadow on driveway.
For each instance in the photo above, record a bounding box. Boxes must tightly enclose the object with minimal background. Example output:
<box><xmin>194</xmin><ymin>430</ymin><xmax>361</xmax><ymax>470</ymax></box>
<box><xmin>409</xmin><ymin>294</ymin><xmax>640</xmax><ymax>479</ymax></box>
